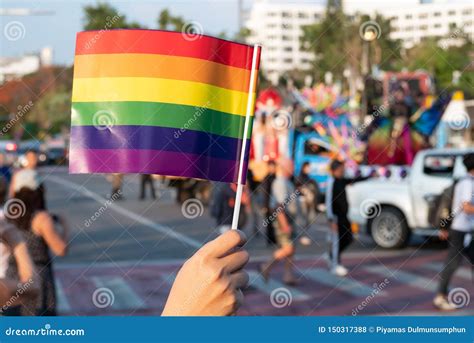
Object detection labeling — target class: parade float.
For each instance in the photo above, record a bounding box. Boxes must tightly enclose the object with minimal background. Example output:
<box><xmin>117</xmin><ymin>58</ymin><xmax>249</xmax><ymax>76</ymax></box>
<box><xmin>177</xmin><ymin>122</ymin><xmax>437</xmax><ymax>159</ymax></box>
<box><xmin>250</xmin><ymin>71</ymin><xmax>462</xmax><ymax>192</ymax></box>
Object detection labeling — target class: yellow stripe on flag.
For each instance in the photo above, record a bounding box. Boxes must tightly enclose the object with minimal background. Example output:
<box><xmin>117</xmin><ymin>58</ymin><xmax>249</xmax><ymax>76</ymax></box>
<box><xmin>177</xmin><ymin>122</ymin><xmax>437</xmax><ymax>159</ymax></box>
<box><xmin>72</xmin><ymin>77</ymin><xmax>253</xmax><ymax>117</ymax></box>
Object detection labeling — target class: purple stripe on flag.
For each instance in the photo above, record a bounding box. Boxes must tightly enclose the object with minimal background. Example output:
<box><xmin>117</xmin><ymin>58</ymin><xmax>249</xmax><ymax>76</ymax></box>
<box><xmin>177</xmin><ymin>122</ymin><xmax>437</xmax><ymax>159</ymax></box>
<box><xmin>70</xmin><ymin>125</ymin><xmax>251</xmax><ymax>162</ymax></box>
<box><xmin>69</xmin><ymin>148</ymin><xmax>249</xmax><ymax>183</ymax></box>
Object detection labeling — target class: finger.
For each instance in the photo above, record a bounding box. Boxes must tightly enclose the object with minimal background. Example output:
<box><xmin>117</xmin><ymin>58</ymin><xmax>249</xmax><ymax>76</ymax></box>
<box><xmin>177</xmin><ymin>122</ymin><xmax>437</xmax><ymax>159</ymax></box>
<box><xmin>201</xmin><ymin>230</ymin><xmax>247</xmax><ymax>258</ymax></box>
<box><xmin>229</xmin><ymin>270</ymin><xmax>249</xmax><ymax>290</ymax></box>
<box><xmin>220</xmin><ymin>249</ymin><xmax>249</xmax><ymax>274</ymax></box>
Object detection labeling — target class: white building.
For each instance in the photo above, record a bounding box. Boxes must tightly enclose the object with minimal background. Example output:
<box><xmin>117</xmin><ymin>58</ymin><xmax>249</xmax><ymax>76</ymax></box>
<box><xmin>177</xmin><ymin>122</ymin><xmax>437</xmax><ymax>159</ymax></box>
<box><xmin>245</xmin><ymin>0</ymin><xmax>473</xmax><ymax>79</ymax></box>
<box><xmin>245</xmin><ymin>1</ymin><xmax>325</xmax><ymax>83</ymax></box>
<box><xmin>0</xmin><ymin>47</ymin><xmax>53</xmax><ymax>84</ymax></box>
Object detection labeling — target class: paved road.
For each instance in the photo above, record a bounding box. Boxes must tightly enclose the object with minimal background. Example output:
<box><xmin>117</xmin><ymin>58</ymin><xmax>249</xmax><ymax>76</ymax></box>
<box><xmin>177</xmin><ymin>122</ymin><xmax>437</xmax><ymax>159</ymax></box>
<box><xmin>38</xmin><ymin>166</ymin><xmax>473</xmax><ymax>316</ymax></box>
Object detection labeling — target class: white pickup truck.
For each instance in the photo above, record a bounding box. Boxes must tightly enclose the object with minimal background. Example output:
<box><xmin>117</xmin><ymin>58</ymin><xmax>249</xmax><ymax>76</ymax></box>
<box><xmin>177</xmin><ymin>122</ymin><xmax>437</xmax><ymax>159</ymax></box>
<box><xmin>347</xmin><ymin>148</ymin><xmax>473</xmax><ymax>249</ymax></box>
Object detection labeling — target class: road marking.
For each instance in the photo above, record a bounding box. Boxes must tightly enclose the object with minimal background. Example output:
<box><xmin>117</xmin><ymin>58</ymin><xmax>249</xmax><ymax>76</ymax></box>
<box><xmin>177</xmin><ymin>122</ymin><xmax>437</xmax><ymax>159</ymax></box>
<box><xmin>55</xmin><ymin>279</ymin><xmax>72</xmax><ymax>313</ymax></box>
<box><xmin>247</xmin><ymin>271</ymin><xmax>310</xmax><ymax>301</ymax></box>
<box><xmin>302</xmin><ymin>268</ymin><xmax>386</xmax><ymax>297</ymax></box>
<box><xmin>48</xmin><ymin>177</ymin><xmax>201</xmax><ymax>249</ymax></box>
<box><xmin>365</xmin><ymin>265</ymin><xmax>437</xmax><ymax>292</ymax></box>
<box><xmin>424</xmin><ymin>262</ymin><xmax>471</xmax><ymax>281</ymax></box>
<box><xmin>92</xmin><ymin>276</ymin><xmax>146</xmax><ymax>310</ymax></box>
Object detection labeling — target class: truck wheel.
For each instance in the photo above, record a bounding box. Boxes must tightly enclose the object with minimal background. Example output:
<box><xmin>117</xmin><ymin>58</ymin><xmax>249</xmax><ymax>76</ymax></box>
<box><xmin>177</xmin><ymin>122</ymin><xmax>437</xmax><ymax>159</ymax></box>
<box><xmin>370</xmin><ymin>207</ymin><xmax>410</xmax><ymax>249</ymax></box>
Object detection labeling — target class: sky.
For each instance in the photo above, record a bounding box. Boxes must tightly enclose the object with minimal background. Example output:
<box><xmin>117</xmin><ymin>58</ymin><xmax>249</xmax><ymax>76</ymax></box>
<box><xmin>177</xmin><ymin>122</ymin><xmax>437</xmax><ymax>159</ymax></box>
<box><xmin>1</xmin><ymin>0</ymin><xmax>470</xmax><ymax>66</ymax></box>
<box><xmin>0</xmin><ymin>0</ymin><xmax>259</xmax><ymax>65</ymax></box>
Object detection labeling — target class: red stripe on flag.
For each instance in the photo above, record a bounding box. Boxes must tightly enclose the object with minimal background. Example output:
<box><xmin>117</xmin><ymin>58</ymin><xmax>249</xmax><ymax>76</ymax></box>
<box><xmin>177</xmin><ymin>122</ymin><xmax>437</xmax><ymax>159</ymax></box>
<box><xmin>75</xmin><ymin>29</ymin><xmax>259</xmax><ymax>70</ymax></box>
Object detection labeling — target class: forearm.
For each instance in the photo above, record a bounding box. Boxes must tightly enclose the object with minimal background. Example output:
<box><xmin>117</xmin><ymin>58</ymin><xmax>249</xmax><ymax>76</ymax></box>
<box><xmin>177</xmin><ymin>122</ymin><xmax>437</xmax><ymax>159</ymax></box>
<box><xmin>13</xmin><ymin>242</ymin><xmax>36</xmax><ymax>283</ymax></box>
<box><xmin>463</xmin><ymin>202</ymin><xmax>474</xmax><ymax>215</ymax></box>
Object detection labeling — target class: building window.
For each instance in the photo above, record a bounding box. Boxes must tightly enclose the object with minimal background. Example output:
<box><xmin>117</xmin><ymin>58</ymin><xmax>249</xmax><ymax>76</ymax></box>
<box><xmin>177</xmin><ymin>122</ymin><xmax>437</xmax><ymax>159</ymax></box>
<box><xmin>284</xmin><ymin>46</ymin><xmax>292</xmax><ymax>52</ymax></box>
<box><xmin>282</xmin><ymin>35</ymin><xmax>292</xmax><ymax>41</ymax></box>
<box><xmin>419</xmin><ymin>13</ymin><xmax>428</xmax><ymax>19</ymax></box>
<box><xmin>433</xmin><ymin>12</ymin><xmax>441</xmax><ymax>17</ymax></box>
<box><xmin>314</xmin><ymin>13</ymin><xmax>320</xmax><ymax>20</ymax></box>
<box><xmin>405</xmin><ymin>14</ymin><xmax>412</xmax><ymax>19</ymax></box>
<box><xmin>283</xmin><ymin>58</ymin><xmax>293</xmax><ymax>63</ymax></box>
<box><xmin>282</xmin><ymin>12</ymin><xmax>291</xmax><ymax>18</ymax></box>
<box><xmin>448</xmin><ymin>10</ymin><xmax>456</xmax><ymax>16</ymax></box>
<box><xmin>419</xmin><ymin>24</ymin><xmax>428</xmax><ymax>30</ymax></box>
<box><xmin>434</xmin><ymin>23</ymin><xmax>441</xmax><ymax>28</ymax></box>
<box><xmin>298</xmin><ymin>12</ymin><xmax>308</xmax><ymax>19</ymax></box>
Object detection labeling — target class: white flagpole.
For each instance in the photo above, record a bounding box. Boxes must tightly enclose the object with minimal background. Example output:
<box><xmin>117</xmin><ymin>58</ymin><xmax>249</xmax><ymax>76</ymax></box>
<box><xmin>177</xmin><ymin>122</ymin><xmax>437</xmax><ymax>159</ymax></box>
<box><xmin>231</xmin><ymin>44</ymin><xmax>260</xmax><ymax>231</ymax></box>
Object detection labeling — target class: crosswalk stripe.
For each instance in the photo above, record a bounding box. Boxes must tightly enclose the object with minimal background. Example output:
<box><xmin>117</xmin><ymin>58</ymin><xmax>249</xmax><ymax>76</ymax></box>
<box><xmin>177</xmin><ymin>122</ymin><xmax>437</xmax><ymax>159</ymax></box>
<box><xmin>247</xmin><ymin>271</ymin><xmax>311</xmax><ymax>301</ymax></box>
<box><xmin>92</xmin><ymin>276</ymin><xmax>146</xmax><ymax>310</ymax></box>
<box><xmin>55</xmin><ymin>279</ymin><xmax>72</xmax><ymax>313</ymax></box>
<box><xmin>424</xmin><ymin>262</ymin><xmax>472</xmax><ymax>280</ymax></box>
<box><xmin>365</xmin><ymin>265</ymin><xmax>437</xmax><ymax>292</ymax></box>
<box><xmin>302</xmin><ymin>268</ymin><xmax>386</xmax><ymax>297</ymax></box>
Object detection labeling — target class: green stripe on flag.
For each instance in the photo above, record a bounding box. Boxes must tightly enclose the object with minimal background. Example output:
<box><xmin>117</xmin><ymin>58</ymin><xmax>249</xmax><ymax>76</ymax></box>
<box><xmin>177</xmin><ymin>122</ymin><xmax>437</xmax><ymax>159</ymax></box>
<box><xmin>71</xmin><ymin>101</ymin><xmax>253</xmax><ymax>139</ymax></box>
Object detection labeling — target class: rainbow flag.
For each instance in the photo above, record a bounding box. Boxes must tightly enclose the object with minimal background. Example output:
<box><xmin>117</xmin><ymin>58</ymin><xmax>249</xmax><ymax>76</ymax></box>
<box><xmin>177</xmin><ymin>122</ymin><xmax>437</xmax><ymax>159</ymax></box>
<box><xmin>70</xmin><ymin>29</ymin><xmax>261</xmax><ymax>183</ymax></box>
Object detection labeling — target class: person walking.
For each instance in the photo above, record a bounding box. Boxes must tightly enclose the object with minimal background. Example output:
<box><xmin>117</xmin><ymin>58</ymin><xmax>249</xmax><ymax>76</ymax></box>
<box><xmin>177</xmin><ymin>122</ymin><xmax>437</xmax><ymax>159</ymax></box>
<box><xmin>434</xmin><ymin>153</ymin><xmax>474</xmax><ymax>311</ymax></box>
<box><xmin>295</xmin><ymin>162</ymin><xmax>320</xmax><ymax>245</ymax></box>
<box><xmin>261</xmin><ymin>160</ymin><xmax>277</xmax><ymax>246</ymax></box>
<box><xmin>5</xmin><ymin>169</ymin><xmax>69</xmax><ymax>316</ymax></box>
<box><xmin>139</xmin><ymin>174</ymin><xmax>156</xmax><ymax>200</ymax></box>
<box><xmin>110</xmin><ymin>173</ymin><xmax>123</xmax><ymax>200</ymax></box>
<box><xmin>259</xmin><ymin>159</ymin><xmax>298</xmax><ymax>285</ymax></box>
<box><xmin>325</xmin><ymin>159</ymin><xmax>370</xmax><ymax>277</ymax></box>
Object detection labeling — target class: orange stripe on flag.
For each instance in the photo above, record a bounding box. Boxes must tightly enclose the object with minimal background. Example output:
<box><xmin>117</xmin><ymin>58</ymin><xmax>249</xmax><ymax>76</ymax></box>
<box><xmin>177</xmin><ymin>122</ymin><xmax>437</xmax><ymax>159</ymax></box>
<box><xmin>73</xmin><ymin>53</ymin><xmax>252</xmax><ymax>93</ymax></box>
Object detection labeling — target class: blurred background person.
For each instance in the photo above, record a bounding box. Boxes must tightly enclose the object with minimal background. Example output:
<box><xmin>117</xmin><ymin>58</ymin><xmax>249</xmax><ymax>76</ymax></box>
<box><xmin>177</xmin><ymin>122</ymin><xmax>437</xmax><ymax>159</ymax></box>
<box><xmin>260</xmin><ymin>160</ymin><xmax>277</xmax><ymax>246</ymax></box>
<box><xmin>325</xmin><ymin>159</ymin><xmax>371</xmax><ymax>277</ymax></box>
<box><xmin>210</xmin><ymin>183</ymin><xmax>249</xmax><ymax>234</ymax></box>
<box><xmin>5</xmin><ymin>169</ymin><xmax>69</xmax><ymax>316</ymax></box>
<box><xmin>0</xmin><ymin>152</ymin><xmax>12</xmax><ymax>204</ymax></box>
<box><xmin>139</xmin><ymin>174</ymin><xmax>156</xmax><ymax>200</ymax></box>
<box><xmin>0</xmin><ymin>222</ymin><xmax>38</xmax><ymax>312</ymax></box>
<box><xmin>295</xmin><ymin>161</ymin><xmax>320</xmax><ymax>245</ymax></box>
<box><xmin>434</xmin><ymin>153</ymin><xmax>474</xmax><ymax>311</ymax></box>
<box><xmin>109</xmin><ymin>173</ymin><xmax>124</xmax><ymax>200</ymax></box>
<box><xmin>259</xmin><ymin>159</ymin><xmax>298</xmax><ymax>285</ymax></box>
